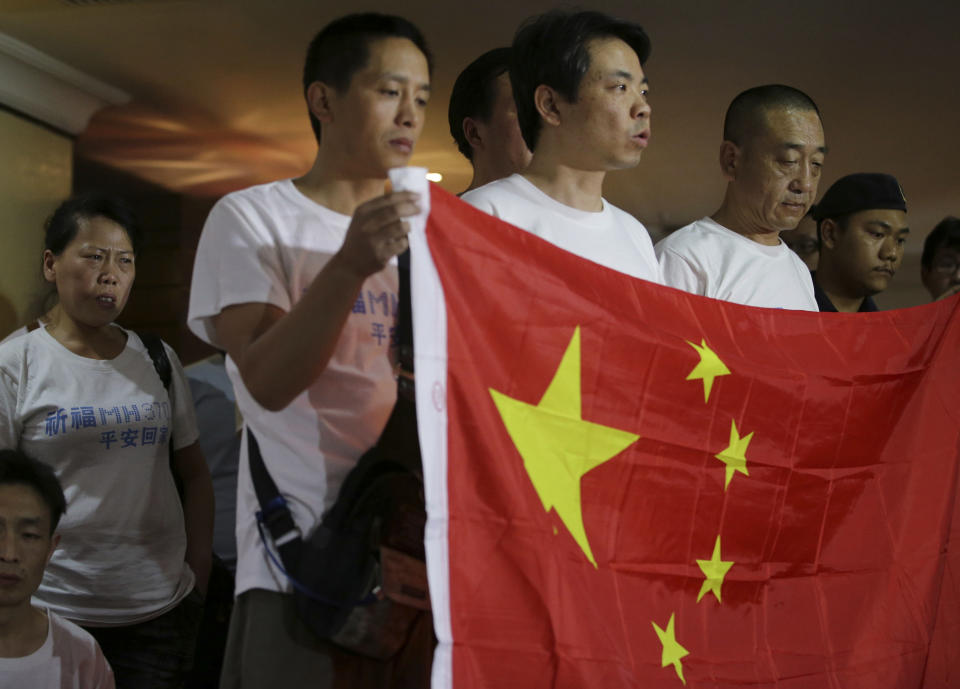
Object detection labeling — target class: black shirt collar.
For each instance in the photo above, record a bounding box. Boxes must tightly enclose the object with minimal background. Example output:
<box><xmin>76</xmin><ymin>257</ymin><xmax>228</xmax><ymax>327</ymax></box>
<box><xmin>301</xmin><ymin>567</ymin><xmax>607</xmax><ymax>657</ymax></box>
<box><xmin>812</xmin><ymin>272</ymin><xmax>879</xmax><ymax>312</ymax></box>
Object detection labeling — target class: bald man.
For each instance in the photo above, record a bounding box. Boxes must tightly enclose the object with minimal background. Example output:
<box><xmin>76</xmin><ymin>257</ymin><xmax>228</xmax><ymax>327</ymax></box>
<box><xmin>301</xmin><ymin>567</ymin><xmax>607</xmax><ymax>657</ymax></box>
<box><xmin>657</xmin><ymin>84</ymin><xmax>825</xmax><ymax>310</ymax></box>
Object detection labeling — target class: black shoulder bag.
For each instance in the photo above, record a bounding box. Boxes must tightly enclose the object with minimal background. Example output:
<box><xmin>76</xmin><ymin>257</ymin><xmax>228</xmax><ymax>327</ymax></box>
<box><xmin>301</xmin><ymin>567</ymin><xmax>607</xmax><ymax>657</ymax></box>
<box><xmin>249</xmin><ymin>250</ymin><xmax>429</xmax><ymax>660</ymax></box>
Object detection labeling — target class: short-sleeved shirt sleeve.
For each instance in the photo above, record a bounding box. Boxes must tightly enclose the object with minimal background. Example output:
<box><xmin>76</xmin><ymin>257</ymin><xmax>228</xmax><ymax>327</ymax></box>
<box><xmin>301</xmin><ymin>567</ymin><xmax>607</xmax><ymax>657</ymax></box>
<box><xmin>188</xmin><ymin>192</ymin><xmax>293</xmax><ymax>349</ymax></box>
<box><xmin>162</xmin><ymin>340</ymin><xmax>200</xmax><ymax>451</ymax></box>
<box><xmin>658</xmin><ymin>247</ymin><xmax>707</xmax><ymax>295</ymax></box>
<box><xmin>0</xmin><ymin>341</ymin><xmax>24</xmax><ymax>449</ymax></box>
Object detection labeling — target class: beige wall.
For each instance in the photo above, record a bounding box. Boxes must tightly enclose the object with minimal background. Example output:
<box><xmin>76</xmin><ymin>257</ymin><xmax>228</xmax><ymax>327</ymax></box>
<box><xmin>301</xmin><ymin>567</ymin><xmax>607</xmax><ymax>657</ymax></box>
<box><xmin>0</xmin><ymin>109</ymin><xmax>71</xmax><ymax>338</ymax></box>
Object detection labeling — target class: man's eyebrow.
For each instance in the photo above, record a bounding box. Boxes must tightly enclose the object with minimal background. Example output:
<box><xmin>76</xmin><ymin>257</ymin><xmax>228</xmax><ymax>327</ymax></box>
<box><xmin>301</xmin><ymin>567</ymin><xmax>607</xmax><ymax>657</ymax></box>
<box><xmin>16</xmin><ymin>516</ymin><xmax>43</xmax><ymax>528</ymax></box>
<box><xmin>864</xmin><ymin>220</ymin><xmax>911</xmax><ymax>233</ymax></box>
<box><xmin>784</xmin><ymin>142</ymin><xmax>829</xmax><ymax>154</ymax></box>
<box><xmin>380</xmin><ymin>73</ymin><xmax>431</xmax><ymax>91</ymax></box>
<box><xmin>607</xmin><ymin>70</ymin><xmax>648</xmax><ymax>85</ymax></box>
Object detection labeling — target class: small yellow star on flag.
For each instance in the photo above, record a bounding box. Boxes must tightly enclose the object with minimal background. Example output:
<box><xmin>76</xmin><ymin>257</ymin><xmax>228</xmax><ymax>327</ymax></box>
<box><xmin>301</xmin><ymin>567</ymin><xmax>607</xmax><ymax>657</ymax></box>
<box><xmin>489</xmin><ymin>327</ymin><xmax>639</xmax><ymax>568</ymax></box>
<box><xmin>696</xmin><ymin>535</ymin><xmax>734</xmax><ymax>603</ymax></box>
<box><xmin>685</xmin><ymin>339</ymin><xmax>730</xmax><ymax>403</ymax></box>
<box><xmin>715</xmin><ymin>419</ymin><xmax>753</xmax><ymax>490</ymax></box>
<box><xmin>652</xmin><ymin>613</ymin><xmax>689</xmax><ymax>685</ymax></box>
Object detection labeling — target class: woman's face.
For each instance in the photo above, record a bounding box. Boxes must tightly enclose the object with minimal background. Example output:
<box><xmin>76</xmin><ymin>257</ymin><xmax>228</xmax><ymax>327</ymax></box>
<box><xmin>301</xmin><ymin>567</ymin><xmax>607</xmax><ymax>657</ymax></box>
<box><xmin>43</xmin><ymin>215</ymin><xmax>135</xmax><ymax>328</ymax></box>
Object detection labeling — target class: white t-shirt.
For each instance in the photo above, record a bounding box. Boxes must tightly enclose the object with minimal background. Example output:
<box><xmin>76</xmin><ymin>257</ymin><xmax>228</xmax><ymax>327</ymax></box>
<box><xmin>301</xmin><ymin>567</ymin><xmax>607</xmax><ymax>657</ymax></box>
<box><xmin>0</xmin><ymin>609</ymin><xmax>114</xmax><ymax>688</ymax></box>
<box><xmin>187</xmin><ymin>179</ymin><xmax>398</xmax><ymax>597</ymax></box>
<box><xmin>656</xmin><ymin>216</ymin><xmax>818</xmax><ymax>310</ymax></box>
<box><xmin>0</xmin><ymin>327</ymin><xmax>199</xmax><ymax>625</ymax></box>
<box><xmin>462</xmin><ymin>174</ymin><xmax>661</xmax><ymax>282</ymax></box>
<box><xmin>0</xmin><ymin>325</ymin><xmax>28</xmax><ymax>345</ymax></box>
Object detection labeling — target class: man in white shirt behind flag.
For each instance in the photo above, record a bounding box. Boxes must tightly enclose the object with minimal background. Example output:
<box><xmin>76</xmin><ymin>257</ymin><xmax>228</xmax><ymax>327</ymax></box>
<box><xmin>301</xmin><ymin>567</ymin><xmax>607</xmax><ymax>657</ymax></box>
<box><xmin>656</xmin><ymin>84</ymin><xmax>826</xmax><ymax>310</ymax></box>
<box><xmin>187</xmin><ymin>12</ymin><xmax>434</xmax><ymax>688</ymax></box>
<box><xmin>462</xmin><ymin>10</ymin><xmax>661</xmax><ymax>283</ymax></box>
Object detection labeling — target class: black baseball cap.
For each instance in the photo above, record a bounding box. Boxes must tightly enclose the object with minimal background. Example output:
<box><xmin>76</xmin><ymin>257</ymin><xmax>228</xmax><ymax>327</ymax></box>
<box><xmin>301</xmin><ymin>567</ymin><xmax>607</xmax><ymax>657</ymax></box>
<box><xmin>810</xmin><ymin>173</ymin><xmax>907</xmax><ymax>222</ymax></box>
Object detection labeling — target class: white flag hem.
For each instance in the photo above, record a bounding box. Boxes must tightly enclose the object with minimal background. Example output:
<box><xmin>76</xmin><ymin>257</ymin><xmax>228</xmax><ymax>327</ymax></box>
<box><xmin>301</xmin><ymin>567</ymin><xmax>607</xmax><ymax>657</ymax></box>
<box><xmin>389</xmin><ymin>167</ymin><xmax>453</xmax><ymax>689</ymax></box>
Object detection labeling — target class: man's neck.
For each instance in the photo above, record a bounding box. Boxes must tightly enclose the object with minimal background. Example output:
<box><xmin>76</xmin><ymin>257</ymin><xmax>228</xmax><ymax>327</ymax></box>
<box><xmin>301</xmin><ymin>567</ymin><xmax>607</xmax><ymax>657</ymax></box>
<box><xmin>463</xmin><ymin>159</ymin><xmax>506</xmax><ymax>195</ymax></box>
<box><xmin>293</xmin><ymin>151</ymin><xmax>388</xmax><ymax>217</ymax></box>
<box><xmin>711</xmin><ymin>196</ymin><xmax>781</xmax><ymax>247</ymax></box>
<box><xmin>521</xmin><ymin>152</ymin><xmax>606</xmax><ymax>212</ymax></box>
<box><xmin>815</xmin><ymin>265</ymin><xmax>867</xmax><ymax>313</ymax></box>
<box><xmin>0</xmin><ymin>604</ymin><xmax>47</xmax><ymax>658</ymax></box>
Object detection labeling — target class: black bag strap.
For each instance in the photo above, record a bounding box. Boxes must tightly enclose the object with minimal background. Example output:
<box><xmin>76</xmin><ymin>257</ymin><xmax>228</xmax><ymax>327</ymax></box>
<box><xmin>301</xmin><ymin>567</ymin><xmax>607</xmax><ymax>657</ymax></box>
<box><xmin>136</xmin><ymin>331</ymin><xmax>182</xmax><ymax>495</ymax></box>
<box><xmin>247</xmin><ymin>429</ymin><xmax>303</xmax><ymax>569</ymax></box>
<box><xmin>138</xmin><ymin>331</ymin><xmax>172</xmax><ymax>390</ymax></box>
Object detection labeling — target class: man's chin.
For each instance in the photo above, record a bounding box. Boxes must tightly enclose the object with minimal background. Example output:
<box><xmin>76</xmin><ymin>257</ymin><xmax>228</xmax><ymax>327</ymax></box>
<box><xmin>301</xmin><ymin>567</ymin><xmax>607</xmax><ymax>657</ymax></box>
<box><xmin>862</xmin><ymin>276</ymin><xmax>892</xmax><ymax>295</ymax></box>
<box><xmin>357</xmin><ymin>152</ymin><xmax>414</xmax><ymax>180</ymax></box>
<box><xmin>386</xmin><ymin>149</ymin><xmax>415</xmax><ymax>167</ymax></box>
<box><xmin>601</xmin><ymin>157</ymin><xmax>642</xmax><ymax>174</ymax></box>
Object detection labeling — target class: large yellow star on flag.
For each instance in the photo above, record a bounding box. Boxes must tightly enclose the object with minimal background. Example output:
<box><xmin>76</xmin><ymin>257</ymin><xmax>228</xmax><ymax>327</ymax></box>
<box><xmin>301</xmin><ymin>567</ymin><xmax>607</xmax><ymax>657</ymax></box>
<box><xmin>686</xmin><ymin>339</ymin><xmax>730</xmax><ymax>403</ymax></box>
<box><xmin>489</xmin><ymin>327</ymin><xmax>639</xmax><ymax>568</ymax></box>
<box><xmin>696</xmin><ymin>535</ymin><xmax>734</xmax><ymax>603</ymax></box>
<box><xmin>715</xmin><ymin>419</ymin><xmax>753</xmax><ymax>490</ymax></box>
<box><xmin>652</xmin><ymin>613</ymin><xmax>689</xmax><ymax>685</ymax></box>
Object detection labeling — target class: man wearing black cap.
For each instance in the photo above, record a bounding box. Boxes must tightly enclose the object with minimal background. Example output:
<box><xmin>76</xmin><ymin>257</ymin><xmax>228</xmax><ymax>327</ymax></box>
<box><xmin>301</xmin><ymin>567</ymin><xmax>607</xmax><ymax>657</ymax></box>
<box><xmin>462</xmin><ymin>10</ymin><xmax>660</xmax><ymax>282</ymax></box>
<box><xmin>810</xmin><ymin>173</ymin><xmax>909</xmax><ymax>312</ymax></box>
<box><xmin>449</xmin><ymin>47</ymin><xmax>531</xmax><ymax>194</ymax></box>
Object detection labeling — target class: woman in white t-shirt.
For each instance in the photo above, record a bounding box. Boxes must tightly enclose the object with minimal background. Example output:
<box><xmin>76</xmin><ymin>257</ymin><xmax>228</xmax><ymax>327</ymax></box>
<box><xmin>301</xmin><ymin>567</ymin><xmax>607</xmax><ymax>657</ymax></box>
<box><xmin>0</xmin><ymin>194</ymin><xmax>214</xmax><ymax>689</ymax></box>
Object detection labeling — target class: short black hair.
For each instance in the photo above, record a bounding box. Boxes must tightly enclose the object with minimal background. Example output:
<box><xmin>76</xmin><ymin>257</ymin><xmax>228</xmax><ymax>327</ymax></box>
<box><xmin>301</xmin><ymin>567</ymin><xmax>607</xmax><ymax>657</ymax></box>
<box><xmin>0</xmin><ymin>449</ymin><xmax>66</xmax><ymax>535</ymax></box>
<box><xmin>922</xmin><ymin>216</ymin><xmax>960</xmax><ymax>270</ymax></box>
<box><xmin>448</xmin><ymin>47</ymin><xmax>512</xmax><ymax>161</ymax></box>
<box><xmin>723</xmin><ymin>84</ymin><xmax>821</xmax><ymax>146</ymax></box>
<box><xmin>302</xmin><ymin>13</ymin><xmax>434</xmax><ymax>145</ymax></box>
<box><xmin>45</xmin><ymin>193</ymin><xmax>142</xmax><ymax>257</ymax></box>
<box><xmin>511</xmin><ymin>10</ymin><xmax>651</xmax><ymax>152</ymax></box>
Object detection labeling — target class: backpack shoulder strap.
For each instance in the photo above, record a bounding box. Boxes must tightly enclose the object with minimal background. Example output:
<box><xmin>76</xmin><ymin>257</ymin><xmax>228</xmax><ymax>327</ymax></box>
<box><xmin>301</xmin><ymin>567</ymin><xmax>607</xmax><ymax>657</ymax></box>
<box><xmin>137</xmin><ymin>331</ymin><xmax>172</xmax><ymax>390</ymax></box>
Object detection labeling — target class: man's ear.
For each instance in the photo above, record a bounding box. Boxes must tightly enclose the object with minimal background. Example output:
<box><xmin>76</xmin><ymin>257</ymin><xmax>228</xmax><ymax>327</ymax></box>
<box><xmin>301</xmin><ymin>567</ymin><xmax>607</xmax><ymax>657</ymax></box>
<box><xmin>306</xmin><ymin>81</ymin><xmax>336</xmax><ymax>124</ymax></box>
<box><xmin>820</xmin><ymin>219</ymin><xmax>840</xmax><ymax>250</ymax></box>
<box><xmin>46</xmin><ymin>533</ymin><xmax>60</xmax><ymax>566</ymax></box>
<box><xmin>42</xmin><ymin>250</ymin><xmax>57</xmax><ymax>284</ymax></box>
<box><xmin>533</xmin><ymin>84</ymin><xmax>562</xmax><ymax>128</ymax></box>
<box><xmin>718</xmin><ymin>141</ymin><xmax>740</xmax><ymax>180</ymax></box>
<box><xmin>463</xmin><ymin>117</ymin><xmax>483</xmax><ymax>152</ymax></box>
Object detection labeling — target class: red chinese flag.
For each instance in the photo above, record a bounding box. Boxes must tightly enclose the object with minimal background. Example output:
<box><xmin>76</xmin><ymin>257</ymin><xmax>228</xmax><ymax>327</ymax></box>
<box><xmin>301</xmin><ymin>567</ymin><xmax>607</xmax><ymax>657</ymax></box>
<box><xmin>409</xmin><ymin>185</ymin><xmax>960</xmax><ymax>689</ymax></box>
